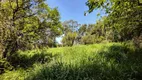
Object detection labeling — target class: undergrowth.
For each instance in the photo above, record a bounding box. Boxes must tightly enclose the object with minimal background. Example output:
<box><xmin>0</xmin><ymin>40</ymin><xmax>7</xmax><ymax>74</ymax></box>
<box><xmin>0</xmin><ymin>42</ymin><xmax>142</xmax><ymax>80</ymax></box>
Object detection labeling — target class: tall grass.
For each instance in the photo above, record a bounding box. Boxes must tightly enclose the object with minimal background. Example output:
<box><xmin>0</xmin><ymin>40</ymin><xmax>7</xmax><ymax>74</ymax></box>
<box><xmin>0</xmin><ymin>42</ymin><xmax>142</xmax><ymax>80</ymax></box>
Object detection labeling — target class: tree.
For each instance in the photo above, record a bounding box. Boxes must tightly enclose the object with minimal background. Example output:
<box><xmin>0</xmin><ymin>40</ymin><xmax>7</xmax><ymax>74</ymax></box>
<box><xmin>62</xmin><ymin>20</ymin><xmax>80</xmax><ymax>34</ymax></box>
<box><xmin>37</xmin><ymin>7</ymin><xmax>63</xmax><ymax>47</ymax></box>
<box><xmin>0</xmin><ymin>0</ymin><xmax>44</xmax><ymax>58</ymax></box>
<box><xmin>62</xmin><ymin>32</ymin><xmax>77</xmax><ymax>46</ymax></box>
<box><xmin>62</xmin><ymin>20</ymin><xmax>80</xmax><ymax>46</ymax></box>
<box><xmin>86</xmin><ymin>0</ymin><xmax>142</xmax><ymax>42</ymax></box>
<box><xmin>78</xmin><ymin>24</ymin><xmax>87</xmax><ymax>36</ymax></box>
<box><xmin>0</xmin><ymin>0</ymin><xmax>63</xmax><ymax>58</ymax></box>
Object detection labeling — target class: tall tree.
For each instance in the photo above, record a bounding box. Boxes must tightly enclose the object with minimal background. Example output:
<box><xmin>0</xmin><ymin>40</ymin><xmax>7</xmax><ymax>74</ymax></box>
<box><xmin>86</xmin><ymin>0</ymin><xmax>142</xmax><ymax>42</ymax></box>
<box><xmin>62</xmin><ymin>20</ymin><xmax>80</xmax><ymax>46</ymax></box>
<box><xmin>0</xmin><ymin>0</ymin><xmax>44</xmax><ymax>58</ymax></box>
<box><xmin>0</xmin><ymin>0</ymin><xmax>63</xmax><ymax>58</ymax></box>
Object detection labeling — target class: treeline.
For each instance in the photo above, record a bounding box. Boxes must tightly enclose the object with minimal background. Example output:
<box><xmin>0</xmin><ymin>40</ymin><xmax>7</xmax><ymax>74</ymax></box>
<box><xmin>62</xmin><ymin>19</ymin><xmax>114</xmax><ymax>46</ymax></box>
<box><xmin>62</xmin><ymin>0</ymin><xmax>142</xmax><ymax>47</ymax></box>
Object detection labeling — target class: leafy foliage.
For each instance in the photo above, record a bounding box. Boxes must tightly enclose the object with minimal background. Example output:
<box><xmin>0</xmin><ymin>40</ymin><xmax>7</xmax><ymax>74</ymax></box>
<box><xmin>62</xmin><ymin>20</ymin><xmax>80</xmax><ymax>46</ymax></box>
<box><xmin>62</xmin><ymin>32</ymin><xmax>77</xmax><ymax>46</ymax></box>
<box><xmin>0</xmin><ymin>0</ymin><xmax>142</xmax><ymax>79</ymax></box>
<box><xmin>86</xmin><ymin>0</ymin><xmax>142</xmax><ymax>42</ymax></box>
<box><xmin>0</xmin><ymin>0</ymin><xmax>63</xmax><ymax>58</ymax></box>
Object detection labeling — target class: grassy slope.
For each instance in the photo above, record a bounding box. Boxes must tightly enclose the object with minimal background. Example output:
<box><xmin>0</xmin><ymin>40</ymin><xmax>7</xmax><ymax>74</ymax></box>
<box><xmin>0</xmin><ymin>43</ymin><xmax>142</xmax><ymax>80</ymax></box>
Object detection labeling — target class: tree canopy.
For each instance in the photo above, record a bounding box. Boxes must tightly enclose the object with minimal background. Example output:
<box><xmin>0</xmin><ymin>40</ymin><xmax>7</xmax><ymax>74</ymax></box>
<box><xmin>86</xmin><ymin>0</ymin><xmax>142</xmax><ymax>41</ymax></box>
<box><xmin>0</xmin><ymin>0</ymin><xmax>63</xmax><ymax>58</ymax></box>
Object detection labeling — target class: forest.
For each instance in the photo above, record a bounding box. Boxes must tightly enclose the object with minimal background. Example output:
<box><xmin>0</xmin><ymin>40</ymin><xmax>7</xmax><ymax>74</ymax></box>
<box><xmin>0</xmin><ymin>0</ymin><xmax>142</xmax><ymax>80</ymax></box>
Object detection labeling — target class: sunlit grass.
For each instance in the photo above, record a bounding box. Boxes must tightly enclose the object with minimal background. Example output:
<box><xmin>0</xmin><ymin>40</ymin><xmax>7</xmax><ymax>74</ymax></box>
<box><xmin>0</xmin><ymin>42</ymin><xmax>142</xmax><ymax>80</ymax></box>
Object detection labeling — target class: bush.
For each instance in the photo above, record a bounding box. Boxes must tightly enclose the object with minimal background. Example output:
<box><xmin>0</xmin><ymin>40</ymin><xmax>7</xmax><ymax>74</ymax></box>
<box><xmin>81</xmin><ymin>35</ymin><xmax>95</xmax><ymax>44</ymax></box>
<box><xmin>0</xmin><ymin>59</ymin><xmax>13</xmax><ymax>74</ymax></box>
<box><xmin>7</xmin><ymin>50</ymin><xmax>53</xmax><ymax>68</ymax></box>
<box><xmin>62</xmin><ymin>32</ymin><xmax>77</xmax><ymax>46</ymax></box>
<box><xmin>81</xmin><ymin>35</ymin><xmax>105</xmax><ymax>44</ymax></box>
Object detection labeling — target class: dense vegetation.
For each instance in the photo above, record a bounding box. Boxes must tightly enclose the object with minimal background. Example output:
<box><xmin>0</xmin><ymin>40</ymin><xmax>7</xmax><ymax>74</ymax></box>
<box><xmin>62</xmin><ymin>0</ymin><xmax>142</xmax><ymax>46</ymax></box>
<box><xmin>0</xmin><ymin>0</ymin><xmax>142</xmax><ymax>80</ymax></box>
<box><xmin>0</xmin><ymin>43</ymin><xmax>142</xmax><ymax>80</ymax></box>
<box><xmin>0</xmin><ymin>0</ymin><xmax>63</xmax><ymax>59</ymax></box>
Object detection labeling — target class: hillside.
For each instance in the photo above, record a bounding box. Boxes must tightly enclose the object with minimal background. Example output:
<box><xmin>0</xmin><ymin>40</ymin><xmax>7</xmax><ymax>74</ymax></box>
<box><xmin>0</xmin><ymin>43</ymin><xmax>142</xmax><ymax>80</ymax></box>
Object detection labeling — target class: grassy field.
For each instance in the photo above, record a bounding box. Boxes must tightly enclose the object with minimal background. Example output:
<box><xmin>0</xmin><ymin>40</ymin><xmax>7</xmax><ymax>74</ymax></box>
<box><xmin>0</xmin><ymin>42</ymin><xmax>142</xmax><ymax>80</ymax></box>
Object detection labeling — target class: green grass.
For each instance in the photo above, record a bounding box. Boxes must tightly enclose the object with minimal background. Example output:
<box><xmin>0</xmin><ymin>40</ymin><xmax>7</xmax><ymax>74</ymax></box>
<box><xmin>0</xmin><ymin>42</ymin><xmax>142</xmax><ymax>80</ymax></box>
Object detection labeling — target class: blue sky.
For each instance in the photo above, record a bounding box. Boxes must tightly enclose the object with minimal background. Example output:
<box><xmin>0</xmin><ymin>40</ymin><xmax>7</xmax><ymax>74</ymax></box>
<box><xmin>46</xmin><ymin>0</ymin><xmax>104</xmax><ymax>24</ymax></box>
<box><xmin>46</xmin><ymin>0</ymin><xmax>104</xmax><ymax>44</ymax></box>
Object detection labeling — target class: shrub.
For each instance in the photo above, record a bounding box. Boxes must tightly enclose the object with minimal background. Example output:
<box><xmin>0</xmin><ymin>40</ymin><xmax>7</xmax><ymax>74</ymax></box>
<box><xmin>0</xmin><ymin>59</ymin><xmax>13</xmax><ymax>74</ymax></box>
